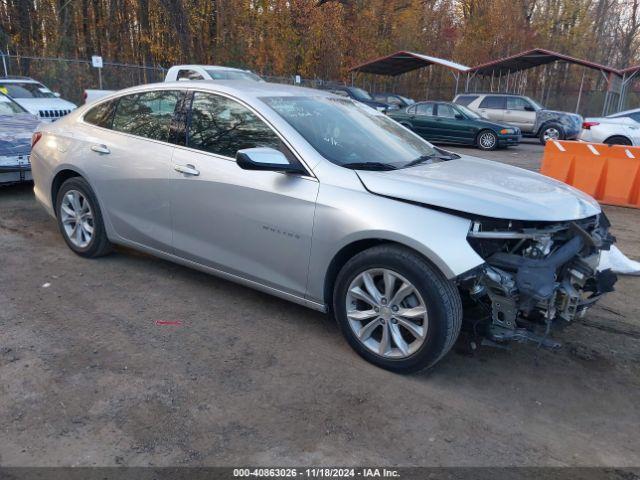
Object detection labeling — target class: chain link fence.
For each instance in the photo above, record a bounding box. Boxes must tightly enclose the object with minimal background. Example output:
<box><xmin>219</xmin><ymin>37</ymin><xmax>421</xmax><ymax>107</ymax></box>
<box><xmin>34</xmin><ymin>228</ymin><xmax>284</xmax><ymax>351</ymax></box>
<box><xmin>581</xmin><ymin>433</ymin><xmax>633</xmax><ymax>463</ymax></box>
<box><xmin>0</xmin><ymin>52</ymin><xmax>635</xmax><ymax>117</ymax></box>
<box><xmin>0</xmin><ymin>53</ymin><xmax>166</xmax><ymax>105</ymax></box>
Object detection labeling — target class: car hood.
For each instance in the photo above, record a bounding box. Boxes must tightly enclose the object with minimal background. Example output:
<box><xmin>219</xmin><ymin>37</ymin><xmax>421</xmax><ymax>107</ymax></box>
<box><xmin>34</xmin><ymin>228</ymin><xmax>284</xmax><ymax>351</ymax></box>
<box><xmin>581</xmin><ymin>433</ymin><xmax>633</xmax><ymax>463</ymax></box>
<box><xmin>356</xmin><ymin>156</ymin><xmax>600</xmax><ymax>221</ymax></box>
<box><xmin>0</xmin><ymin>113</ymin><xmax>41</xmax><ymax>156</ymax></box>
<box><xmin>12</xmin><ymin>97</ymin><xmax>77</xmax><ymax>115</ymax></box>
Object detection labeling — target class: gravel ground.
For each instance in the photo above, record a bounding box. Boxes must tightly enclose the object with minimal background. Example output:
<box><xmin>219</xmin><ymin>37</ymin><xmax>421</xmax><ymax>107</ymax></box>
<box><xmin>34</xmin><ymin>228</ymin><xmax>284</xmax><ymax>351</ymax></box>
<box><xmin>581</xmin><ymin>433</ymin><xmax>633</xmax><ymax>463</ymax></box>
<box><xmin>1</xmin><ymin>141</ymin><xmax>639</xmax><ymax>467</ymax></box>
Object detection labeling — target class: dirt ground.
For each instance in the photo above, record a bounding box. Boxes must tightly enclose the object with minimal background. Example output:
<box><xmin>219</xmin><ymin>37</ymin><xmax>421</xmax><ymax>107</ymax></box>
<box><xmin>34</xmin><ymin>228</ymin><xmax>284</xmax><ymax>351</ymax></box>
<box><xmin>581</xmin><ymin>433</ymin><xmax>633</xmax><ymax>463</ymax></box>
<box><xmin>1</xmin><ymin>141</ymin><xmax>639</xmax><ymax>467</ymax></box>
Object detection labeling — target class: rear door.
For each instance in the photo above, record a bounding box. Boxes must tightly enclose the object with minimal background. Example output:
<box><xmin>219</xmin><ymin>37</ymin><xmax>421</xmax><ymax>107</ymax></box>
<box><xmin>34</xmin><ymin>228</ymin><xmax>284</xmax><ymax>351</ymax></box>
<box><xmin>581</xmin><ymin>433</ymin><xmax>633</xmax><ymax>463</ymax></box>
<box><xmin>505</xmin><ymin>96</ymin><xmax>536</xmax><ymax>131</ymax></box>
<box><xmin>169</xmin><ymin>91</ymin><xmax>318</xmax><ymax>298</ymax></box>
<box><xmin>411</xmin><ymin>103</ymin><xmax>437</xmax><ymax>138</ymax></box>
<box><xmin>80</xmin><ymin>89</ymin><xmax>182</xmax><ymax>252</ymax></box>
<box><xmin>477</xmin><ymin>95</ymin><xmax>506</xmax><ymax>123</ymax></box>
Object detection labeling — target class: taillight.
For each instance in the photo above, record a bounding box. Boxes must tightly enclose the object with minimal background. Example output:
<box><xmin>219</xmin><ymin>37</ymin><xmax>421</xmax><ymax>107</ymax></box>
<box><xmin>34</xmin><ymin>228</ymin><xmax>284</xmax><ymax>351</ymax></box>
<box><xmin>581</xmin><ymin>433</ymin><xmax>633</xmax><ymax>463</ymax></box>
<box><xmin>31</xmin><ymin>131</ymin><xmax>43</xmax><ymax>148</ymax></box>
<box><xmin>582</xmin><ymin>121</ymin><xmax>599</xmax><ymax>130</ymax></box>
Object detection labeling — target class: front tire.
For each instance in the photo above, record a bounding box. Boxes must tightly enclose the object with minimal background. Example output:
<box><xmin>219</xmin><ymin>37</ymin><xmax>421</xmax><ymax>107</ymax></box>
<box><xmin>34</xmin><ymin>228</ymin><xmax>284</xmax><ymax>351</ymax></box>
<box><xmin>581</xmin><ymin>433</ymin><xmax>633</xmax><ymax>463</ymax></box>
<box><xmin>476</xmin><ymin>130</ymin><xmax>498</xmax><ymax>150</ymax></box>
<box><xmin>333</xmin><ymin>245</ymin><xmax>463</xmax><ymax>373</ymax></box>
<box><xmin>55</xmin><ymin>177</ymin><xmax>112</xmax><ymax>258</ymax></box>
<box><xmin>539</xmin><ymin>124</ymin><xmax>564</xmax><ymax>144</ymax></box>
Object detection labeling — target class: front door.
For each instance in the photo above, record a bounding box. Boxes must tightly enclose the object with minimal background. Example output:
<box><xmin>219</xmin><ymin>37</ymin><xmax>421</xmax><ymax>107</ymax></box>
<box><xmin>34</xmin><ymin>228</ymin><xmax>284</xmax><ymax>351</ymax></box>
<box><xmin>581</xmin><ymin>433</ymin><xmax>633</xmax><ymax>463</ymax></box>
<box><xmin>432</xmin><ymin>103</ymin><xmax>475</xmax><ymax>143</ymax></box>
<box><xmin>505</xmin><ymin>97</ymin><xmax>537</xmax><ymax>132</ymax></box>
<box><xmin>169</xmin><ymin>91</ymin><xmax>319</xmax><ymax>298</ymax></box>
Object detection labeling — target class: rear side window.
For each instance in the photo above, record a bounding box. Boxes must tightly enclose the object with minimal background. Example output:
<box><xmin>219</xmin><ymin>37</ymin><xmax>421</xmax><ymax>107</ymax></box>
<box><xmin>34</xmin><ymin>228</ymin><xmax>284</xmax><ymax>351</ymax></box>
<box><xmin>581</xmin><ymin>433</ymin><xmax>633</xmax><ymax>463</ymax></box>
<box><xmin>415</xmin><ymin>103</ymin><xmax>435</xmax><ymax>116</ymax></box>
<box><xmin>187</xmin><ymin>92</ymin><xmax>282</xmax><ymax>158</ymax></box>
<box><xmin>112</xmin><ymin>90</ymin><xmax>181</xmax><ymax>142</ymax></box>
<box><xmin>84</xmin><ymin>100</ymin><xmax>117</xmax><ymax>128</ymax></box>
<box><xmin>454</xmin><ymin>95</ymin><xmax>478</xmax><ymax>107</ymax></box>
<box><xmin>479</xmin><ymin>96</ymin><xmax>506</xmax><ymax>109</ymax></box>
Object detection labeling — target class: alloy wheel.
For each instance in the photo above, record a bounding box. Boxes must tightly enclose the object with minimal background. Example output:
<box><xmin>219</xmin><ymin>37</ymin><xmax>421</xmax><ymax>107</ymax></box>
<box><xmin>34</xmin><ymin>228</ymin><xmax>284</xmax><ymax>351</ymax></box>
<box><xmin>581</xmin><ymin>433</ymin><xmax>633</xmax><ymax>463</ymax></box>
<box><xmin>543</xmin><ymin>127</ymin><xmax>560</xmax><ymax>142</ymax></box>
<box><xmin>60</xmin><ymin>190</ymin><xmax>94</xmax><ymax>248</ymax></box>
<box><xmin>479</xmin><ymin>132</ymin><xmax>497</xmax><ymax>149</ymax></box>
<box><xmin>345</xmin><ymin>268</ymin><xmax>428</xmax><ymax>359</ymax></box>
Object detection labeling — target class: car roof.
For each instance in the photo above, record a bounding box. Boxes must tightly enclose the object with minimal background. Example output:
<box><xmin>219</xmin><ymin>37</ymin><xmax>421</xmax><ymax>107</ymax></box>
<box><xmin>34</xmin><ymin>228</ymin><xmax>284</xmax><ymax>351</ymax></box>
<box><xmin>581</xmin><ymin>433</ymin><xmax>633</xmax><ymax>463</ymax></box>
<box><xmin>102</xmin><ymin>80</ymin><xmax>335</xmax><ymax>102</ymax></box>
<box><xmin>169</xmin><ymin>65</ymin><xmax>249</xmax><ymax>73</ymax></box>
<box><xmin>455</xmin><ymin>92</ymin><xmax>527</xmax><ymax>97</ymax></box>
<box><xmin>0</xmin><ymin>76</ymin><xmax>39</xmax><ymax>83</ymax></box>
<box><xmin>608</xmin><ymin>107</ymin><xmax>640</xmax><ymax>117</ymax></box>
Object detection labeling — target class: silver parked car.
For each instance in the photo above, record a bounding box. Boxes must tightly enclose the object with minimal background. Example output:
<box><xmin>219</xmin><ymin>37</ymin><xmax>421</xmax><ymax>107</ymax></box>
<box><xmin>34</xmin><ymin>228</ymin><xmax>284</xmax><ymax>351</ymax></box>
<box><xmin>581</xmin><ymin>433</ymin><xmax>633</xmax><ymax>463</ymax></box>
<box><xmin>30</xmin><ymin>81</ymin><xmax>617</xmax><ymax>372</ymax></box>
<box><xmin>454</xmin><ymin>93</ymin><xmax>583</xmax><ymax>144</ymax></box>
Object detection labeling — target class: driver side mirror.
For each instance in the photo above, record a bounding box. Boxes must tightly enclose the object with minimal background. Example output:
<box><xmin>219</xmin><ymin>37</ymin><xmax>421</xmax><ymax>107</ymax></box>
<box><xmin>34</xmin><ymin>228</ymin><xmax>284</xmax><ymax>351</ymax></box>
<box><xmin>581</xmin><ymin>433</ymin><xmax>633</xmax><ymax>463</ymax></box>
<box><xmin>524</xmin><ymin>105</ymin><xmax>535</xmax><ymax>112</ymax></box>
<box><xmin>455</xmin><ymin>113</ymin><xmax>464</xmax><ymax>120</ymax></box>
<box><xmin>236</xmin><ymin>147</ymin><xmax>306</xmax><ymax>175</ymax></box>
<box><xmin>54</xmin><ymin>92</ymin><xmax>61</xmax><ymax>98</ymax></box>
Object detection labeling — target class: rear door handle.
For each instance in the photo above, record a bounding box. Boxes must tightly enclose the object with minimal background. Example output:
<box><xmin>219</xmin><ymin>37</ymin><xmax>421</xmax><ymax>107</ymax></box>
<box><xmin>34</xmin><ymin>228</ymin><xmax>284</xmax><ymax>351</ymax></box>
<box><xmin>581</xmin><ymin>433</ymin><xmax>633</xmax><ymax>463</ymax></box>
<box><xmin>91</xmin><ymin>144</ymin><xmax>110</xmax><ymax>154</ymax></box>
<box><xmin>173</xmin><ymin>164</ymin><xmax>200</xmax><ymax>176</ymax></box>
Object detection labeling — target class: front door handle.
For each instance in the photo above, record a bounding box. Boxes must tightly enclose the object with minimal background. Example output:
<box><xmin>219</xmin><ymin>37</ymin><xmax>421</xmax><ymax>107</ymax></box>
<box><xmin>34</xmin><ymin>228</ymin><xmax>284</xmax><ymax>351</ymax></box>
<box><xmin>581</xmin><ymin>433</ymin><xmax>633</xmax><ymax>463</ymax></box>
<box><xmin>174</xmin><ymin>164</ymin><xmax>200</xmax><ymax>176</ymax></box>
<box><xmin>91</xmin><ymin>144</ymin><xmax>110</xmax><ymax>154</ymax></box>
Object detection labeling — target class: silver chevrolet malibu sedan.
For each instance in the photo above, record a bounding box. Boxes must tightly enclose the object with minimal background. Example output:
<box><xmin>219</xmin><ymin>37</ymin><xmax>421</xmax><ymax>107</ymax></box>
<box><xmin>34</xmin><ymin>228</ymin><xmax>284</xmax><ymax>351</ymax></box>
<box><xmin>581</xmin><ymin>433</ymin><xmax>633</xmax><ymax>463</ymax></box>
<box><xmin>30</xmin><ymin>81</ymin><xmax>617</xmax><ymax>373</ymax></box>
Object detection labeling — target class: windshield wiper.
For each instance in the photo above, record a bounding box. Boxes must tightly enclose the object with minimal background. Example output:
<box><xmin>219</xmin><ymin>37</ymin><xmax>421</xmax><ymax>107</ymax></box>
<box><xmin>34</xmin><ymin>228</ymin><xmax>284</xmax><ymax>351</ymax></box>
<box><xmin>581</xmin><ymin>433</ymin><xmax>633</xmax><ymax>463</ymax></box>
<box><xmin>403</xmin><ymin>151</ymin><xmax>460</xmax><ymax>169</ymax></box>
<box><xmin>341</xmin><ymin>162</ymin><xmax>398</xmax><ymax>171</ymax></box>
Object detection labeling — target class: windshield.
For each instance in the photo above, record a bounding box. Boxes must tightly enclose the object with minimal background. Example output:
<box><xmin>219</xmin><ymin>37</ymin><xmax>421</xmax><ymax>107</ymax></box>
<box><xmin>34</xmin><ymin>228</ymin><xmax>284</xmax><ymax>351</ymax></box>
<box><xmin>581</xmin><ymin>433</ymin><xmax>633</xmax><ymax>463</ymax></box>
<box><xmin>456</xmin><ymin>104</ymin><xmax>481</xmax><ymax>119</ymax></box>
<box><xmin>0</xmin><ymin>95</ymin><xmax>27</xmax><ymax>114</ymax></box>
<box><xmin>399</xmin><ymin>96</ymin><xmax>415</xmax><ymax>105</ymax></box>
<box><xmin>349</xmin><ymin>87</ymin><xmax>373</xmax><ymax>101</ymax></box>
<box><xmin>0</xmin><ymin>81</ymin><xmax>56</xmax><ymax>98</ymax></box>
<box><xmin>205</xmin><ymin>69</ymin><xmax>263</xmax><ymax>82</ymax></box>
<box><xmin>262</xmin><ymin>96</ymin><xmax>447</xmax><ymax>170</ymax></box>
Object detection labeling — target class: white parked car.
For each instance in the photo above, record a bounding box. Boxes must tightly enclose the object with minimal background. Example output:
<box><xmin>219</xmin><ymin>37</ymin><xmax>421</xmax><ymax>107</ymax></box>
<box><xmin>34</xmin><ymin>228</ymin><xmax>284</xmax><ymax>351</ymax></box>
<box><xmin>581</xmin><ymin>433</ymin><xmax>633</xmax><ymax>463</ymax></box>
<box><xmin>579</xmin><ymin>108</ymin><xmax>640</xmax><ymax>145</ymax></box>
<box><xmin>83</xmin><ymin>65</ymin><xmax>264</xmax><ymax>104</ymax></box>
<box><xmin>0</xmin><ymin>76</ymin><xmax>76</xmax><ymax>122</ymax></box>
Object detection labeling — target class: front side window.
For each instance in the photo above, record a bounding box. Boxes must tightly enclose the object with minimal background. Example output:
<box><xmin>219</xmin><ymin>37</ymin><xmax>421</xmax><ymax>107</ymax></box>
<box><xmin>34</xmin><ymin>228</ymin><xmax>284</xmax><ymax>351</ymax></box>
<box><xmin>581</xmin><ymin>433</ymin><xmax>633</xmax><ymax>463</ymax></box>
<box><xmin>205</xmin><ymin>69</ymin><xmax>263</xmax><ymax>82</ymax></box>
<box><xmin>436</xmin><ymin>104</ymin><xmax>457</xmax><ymax>118</ymax></box>
<box><xmin>112</xmin><ymin>90</ymin><xmax>180</xmax><ymax>142</ymax></box>
<box><xmin>415</xmin><ymin>103</ymin><xmax>435</xmax><ymax>116</ymax></box>
<box><xmin>263</xmin><ymin>96</ymin><xmax>443</xmax><ymax>170</ymax></box>
<box><xmin>506</xmin><ymin>97</ymin><xmax>533</xmax><ymax>111</ymax></box>
<box><xmin>629</xmin><ymin>113</ymin><xmax>640</xmax><ymax>123</ymax></box>
<box><xmin>0</xmin><ymin>81</ymin><xmax>56</xmax><ymax>99</ymax></box>
<box><xmin>479</xmin><ymin>96</ymin><xmax>506</xmax><ymax>109</ymax></box>
<box><xmin>84</xmin><ymin>100</ymin><xmax>117</xmax><ymax>128</ymax></box>
<box><xmin>187</xmin><ymin>92</ymin><xmax>281</xmax><ymax>158</ymax></box>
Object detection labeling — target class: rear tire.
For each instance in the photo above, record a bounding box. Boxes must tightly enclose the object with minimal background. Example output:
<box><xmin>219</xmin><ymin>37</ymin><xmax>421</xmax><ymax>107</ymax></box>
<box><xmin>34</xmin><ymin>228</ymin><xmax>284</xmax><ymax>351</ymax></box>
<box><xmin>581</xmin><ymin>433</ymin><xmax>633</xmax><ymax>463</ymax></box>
<box><xmin>604</xmin><ymin>136</ymin><xmax>632</xmax><ymax>146</ymax></box>
<box><xmin>333</xmin><ymin>245</ymin><xmax>462</xmax><ymax>373</ymax></box>
<box><xmin>55</xmin><ymin>177</ymin><xmax>112</xmax><ymax>258</ymax></box>
<box><xmin>476</xmin><ymin>130</ymin><xmax>498</xmax><ymax>150</ymax></box>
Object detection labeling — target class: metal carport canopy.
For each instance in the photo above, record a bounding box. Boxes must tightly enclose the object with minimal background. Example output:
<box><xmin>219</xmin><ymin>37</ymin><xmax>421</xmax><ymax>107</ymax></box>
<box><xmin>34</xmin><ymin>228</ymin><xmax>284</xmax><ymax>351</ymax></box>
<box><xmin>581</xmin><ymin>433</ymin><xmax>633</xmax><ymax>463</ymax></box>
<box><xmin>349</xmin><ymin>51</ymin><xmax>470</xmax><ymax>76</ymax></box>
<box><xmin>470</xmin><ymin>48</ymin><xmax>619</xmax><ymax>76</ymax></box>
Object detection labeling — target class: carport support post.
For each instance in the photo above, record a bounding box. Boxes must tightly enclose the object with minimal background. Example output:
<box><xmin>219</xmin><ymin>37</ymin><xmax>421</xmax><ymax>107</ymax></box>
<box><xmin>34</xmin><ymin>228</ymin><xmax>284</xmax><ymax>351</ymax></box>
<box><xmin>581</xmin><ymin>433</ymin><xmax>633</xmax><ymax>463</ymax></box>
<box><xmin>0</xmin><ymin>51</ymin><xmax>6</xmax><ymax>77</ymax></box>
<box><xmin>575</xmin><ymin>70</ymin><xmax>586</xmax><ymax>114</ymax></box>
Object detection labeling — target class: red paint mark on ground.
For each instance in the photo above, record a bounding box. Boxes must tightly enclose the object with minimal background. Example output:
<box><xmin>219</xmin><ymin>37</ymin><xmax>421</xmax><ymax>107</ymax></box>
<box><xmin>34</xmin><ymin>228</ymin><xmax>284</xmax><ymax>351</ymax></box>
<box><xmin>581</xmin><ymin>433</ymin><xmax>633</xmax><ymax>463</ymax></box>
<box><xmin>155</xmin><ymin>320</ymin><xmax>183</xmax><ymax>326</ymax></box>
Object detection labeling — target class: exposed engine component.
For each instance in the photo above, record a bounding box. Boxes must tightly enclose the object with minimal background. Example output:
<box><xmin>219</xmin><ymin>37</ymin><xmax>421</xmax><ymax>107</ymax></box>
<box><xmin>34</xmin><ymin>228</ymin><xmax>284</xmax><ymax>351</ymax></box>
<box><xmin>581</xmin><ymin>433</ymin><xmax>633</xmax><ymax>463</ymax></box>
<box><xmin>461</xmin><ymin>213</ymin><xmax>617</xmax><ymax>348</ymax></box>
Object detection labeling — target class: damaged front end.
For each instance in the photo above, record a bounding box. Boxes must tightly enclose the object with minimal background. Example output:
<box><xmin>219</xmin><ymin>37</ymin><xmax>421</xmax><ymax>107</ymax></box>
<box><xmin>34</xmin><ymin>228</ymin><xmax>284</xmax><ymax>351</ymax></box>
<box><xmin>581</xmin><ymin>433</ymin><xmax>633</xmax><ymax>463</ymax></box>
<box><xmin>459</xmin><ymin>213</ymin><xmax>618</xmax><ymax>348</ymax></box>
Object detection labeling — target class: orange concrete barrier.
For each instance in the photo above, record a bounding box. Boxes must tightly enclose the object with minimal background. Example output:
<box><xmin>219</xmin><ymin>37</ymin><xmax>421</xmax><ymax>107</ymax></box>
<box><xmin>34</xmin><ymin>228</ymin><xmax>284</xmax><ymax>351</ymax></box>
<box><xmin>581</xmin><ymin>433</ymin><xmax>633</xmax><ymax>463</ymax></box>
<box><xmin>541</xmin><ymin>140</ymin><xmax>640</xmax><ymax>209</ymax></box>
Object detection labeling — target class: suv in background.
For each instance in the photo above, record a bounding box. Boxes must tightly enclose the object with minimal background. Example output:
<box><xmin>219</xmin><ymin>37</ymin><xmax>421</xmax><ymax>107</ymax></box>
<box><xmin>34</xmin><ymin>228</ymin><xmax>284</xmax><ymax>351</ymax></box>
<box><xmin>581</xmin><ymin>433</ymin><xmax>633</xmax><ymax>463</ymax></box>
<box><xmin>320</xmin><ymin>85</ymin><xmax>389</xmax><ymax>112</ymax></box>
<box><xmin>454</xmin><ymin>93</ymin><xmax>582</xmax><ymax>144</ymax></box>
<box><xmin>0</xmin><ymin>76</ymin><xmax>76</xmax><ymax>122</ymax></box>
